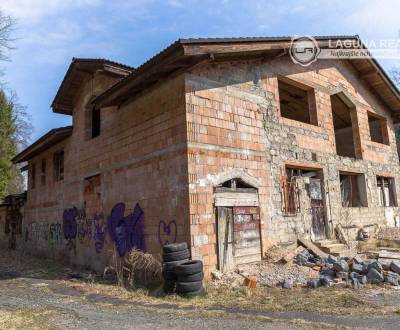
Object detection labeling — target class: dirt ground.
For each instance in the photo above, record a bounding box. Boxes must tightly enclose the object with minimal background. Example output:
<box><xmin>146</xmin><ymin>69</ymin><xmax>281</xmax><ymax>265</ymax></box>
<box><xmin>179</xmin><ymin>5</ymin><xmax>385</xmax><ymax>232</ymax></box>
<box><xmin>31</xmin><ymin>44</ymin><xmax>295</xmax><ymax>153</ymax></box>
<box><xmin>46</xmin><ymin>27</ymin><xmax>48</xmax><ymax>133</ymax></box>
<box><xmin>1</xmin><ymin>249</ymin><xmax>400</xmax><ymax>329</ymax></box>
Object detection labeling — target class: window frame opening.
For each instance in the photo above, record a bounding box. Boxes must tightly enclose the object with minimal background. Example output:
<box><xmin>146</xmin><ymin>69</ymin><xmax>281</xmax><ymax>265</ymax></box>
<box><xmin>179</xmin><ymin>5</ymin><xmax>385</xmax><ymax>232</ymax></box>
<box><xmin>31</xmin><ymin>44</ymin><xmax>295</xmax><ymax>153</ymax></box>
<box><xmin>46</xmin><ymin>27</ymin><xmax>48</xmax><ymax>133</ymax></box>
<box><xmin>278</xmin><ymin>77</ymin><xmax>318</xmax><ymax>126</ymax></box>
<box><xmin>53</xmin><ymin>150</ymin><xmax>64</xmax><ymax>182</ymax></box>
<box><xmin>91</xmin><ymin>106</ymin><xmax>101</xmax><ymax>138</ymax></box>
<box><xmin>368</xmin><ymin>112</ymin><xmax>389</xmax><ymax>145</ymax></box>
<box><xmin>377</xmin><ymin>176</ymin><xmax>397</xmax><ymax>207</ymax></box>
<box><xmin>40</xmin><ymin>159</ymin><xmax>46</xmax><ymax>186</ymax></box>
<box><xmin>330</xmin><ymin>93</ymin><xmax>361</xmax><ymax>159</ymax></box>
<box><xmin>339</xmin><ymin>172</ymin><xmax>368</xmax><ymax>207</ymax></box>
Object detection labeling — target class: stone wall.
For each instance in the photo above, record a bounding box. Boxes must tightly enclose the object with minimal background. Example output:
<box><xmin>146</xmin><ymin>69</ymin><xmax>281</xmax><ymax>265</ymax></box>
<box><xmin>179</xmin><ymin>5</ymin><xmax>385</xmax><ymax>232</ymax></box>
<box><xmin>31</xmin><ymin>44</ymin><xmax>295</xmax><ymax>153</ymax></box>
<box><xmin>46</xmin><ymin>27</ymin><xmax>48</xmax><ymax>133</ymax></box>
<box><xmin>185</xmin><ymin>55</ymin><xmax>400</xmax><ymax>273</ymax></box>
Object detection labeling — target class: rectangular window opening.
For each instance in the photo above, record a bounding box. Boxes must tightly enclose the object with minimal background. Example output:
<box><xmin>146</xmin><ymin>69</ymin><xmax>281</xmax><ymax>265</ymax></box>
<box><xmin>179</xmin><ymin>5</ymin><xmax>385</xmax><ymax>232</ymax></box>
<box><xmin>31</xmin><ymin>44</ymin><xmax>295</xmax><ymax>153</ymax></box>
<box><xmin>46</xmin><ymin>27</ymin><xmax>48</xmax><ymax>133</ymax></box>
<box><xmin>340</xmin><ymin>172</ymin><xmax>368</xmax><ymax>207</ymax></box>
<box><xmin>368</xmin><ymin>112</ymin><xmax>388</xmax><ymax>145</ymax></box>
<box><xmin>278</xmin><ymin>78</ymin><xmax>317</xmax><ymax>125</ymax></box>
<box><xmin>377</xmin><ymin>176</ymin><xmax>397</xmax><ymax>207</ymax></box>
<box><xmin>91</xmin><ymin>107</ymin><xmax>101</xmax><ymax>138</ymax></box>
<box><xmin>31</xmin><ymin>163</ymin><xmax>36</xmax><ymax>189</ymax></box>
<box><xmin>53</xmin><ymin>151</ymin><xmax>64</xmax><ymax>181</ymax></box>
<box><xmin>40</xmin><ymin>159</ymin><xmax>46</xmax><ymax>186</ymax></box>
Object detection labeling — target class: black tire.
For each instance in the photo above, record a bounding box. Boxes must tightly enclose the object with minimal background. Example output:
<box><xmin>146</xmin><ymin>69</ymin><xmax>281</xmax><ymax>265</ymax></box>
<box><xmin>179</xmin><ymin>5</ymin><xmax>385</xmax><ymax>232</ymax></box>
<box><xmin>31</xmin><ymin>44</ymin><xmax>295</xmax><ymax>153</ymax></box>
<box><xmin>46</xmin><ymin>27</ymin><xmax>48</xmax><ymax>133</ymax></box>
<box><xmin>163</xmin><ymin>259</ymin><xmax>189</xmax><ymax>271</ymax></box>
<box><xmin>163</xmin><ymin>249</ymin><xmax>190</xmax><ymax>262</ymax></box>
<box><xmin>162</xmin><ymin>269</ymin><xmax>177</xmax><ymax>281</ymax></box>
<box><xmin>176</xmin><ymin>280</ymin><xmax>203</xmax><ymax>293</ymax></box>
<box><xmin>181</xmin><ymin>286</ymin><xmax>206</xmax><ymax>298</ymax></box>
<box><xmin>163</xmin><ymin>280</ymin><xmax>176</xmax><ymax>294</ymax></box>
<box><xmin>175</xmin><ymin>260</ymin><xmax>203</xmax><ymax>275</ymax></box>
<box><xmin>163</xmin><ymin>242</ymin><xmax>188</xmax><ymax>254</ymax></box>
<box><xmin>177</xmin><ymin>271</ymin><xmax>204</xmax><ymax>282</ymax></box>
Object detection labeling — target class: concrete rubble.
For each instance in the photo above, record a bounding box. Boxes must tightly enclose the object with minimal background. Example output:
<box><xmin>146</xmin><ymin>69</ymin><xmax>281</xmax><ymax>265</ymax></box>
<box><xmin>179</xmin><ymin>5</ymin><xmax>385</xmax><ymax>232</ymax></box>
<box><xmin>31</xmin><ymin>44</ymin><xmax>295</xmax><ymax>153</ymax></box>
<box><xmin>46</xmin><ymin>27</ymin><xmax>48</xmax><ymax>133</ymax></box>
<box><xmin>295</xmin><ymin>248</ymin><xmax>400</xmax><ymax>289</ymax></box>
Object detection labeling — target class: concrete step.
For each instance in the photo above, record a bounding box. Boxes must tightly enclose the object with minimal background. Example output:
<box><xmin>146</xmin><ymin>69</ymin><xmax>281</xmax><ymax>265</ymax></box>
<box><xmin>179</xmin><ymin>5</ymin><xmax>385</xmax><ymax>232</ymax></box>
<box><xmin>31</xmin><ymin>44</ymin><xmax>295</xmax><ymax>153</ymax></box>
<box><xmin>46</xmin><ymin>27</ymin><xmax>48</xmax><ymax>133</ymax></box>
<box><xmin>314</xmin><ymin>239</ymin><xmax>354</xmax><ymax>257</ymax></box>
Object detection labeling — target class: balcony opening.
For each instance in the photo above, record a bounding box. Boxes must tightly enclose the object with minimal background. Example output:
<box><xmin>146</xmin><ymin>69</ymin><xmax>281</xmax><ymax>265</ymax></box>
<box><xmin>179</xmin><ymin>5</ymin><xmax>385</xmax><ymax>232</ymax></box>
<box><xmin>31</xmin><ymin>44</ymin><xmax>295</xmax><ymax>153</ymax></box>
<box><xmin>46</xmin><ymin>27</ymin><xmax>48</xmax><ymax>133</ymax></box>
<box><xmin>368</xmin><ymin>112</ymin><xmax>388</xmax><ymax>145</ymax></box>
<box><xmin>278</xmin><ymin>78</ymin><xmax>317</xmax><ymax>125</ymax></box>
<box><xmin>331</xmin><ymin>93</ymin><xmax>360</xmax><ymax>158</ymax></box>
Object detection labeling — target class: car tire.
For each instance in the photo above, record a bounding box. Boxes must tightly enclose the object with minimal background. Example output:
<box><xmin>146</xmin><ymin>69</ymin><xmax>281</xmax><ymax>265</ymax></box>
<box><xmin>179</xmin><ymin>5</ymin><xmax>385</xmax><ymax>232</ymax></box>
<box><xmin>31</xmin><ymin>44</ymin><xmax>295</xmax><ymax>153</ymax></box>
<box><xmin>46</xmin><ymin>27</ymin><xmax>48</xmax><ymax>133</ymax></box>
<box><xmin>175</xmin><ymin>260</ymin><xmax>203</xmax><ymax>275</ymax></box>
<box><xmin>163</xmin><ymin>249</ymin><xmax>190</xmax><ymax>262</ymax></box>
<box><xmin>163</xmin><ymin>280</ymin><xmax>176</xmax><ymax>294</ymax></box>
<box><xmin>162</xmin><ymin>242</ymin><xmax>188</xmax><ymax>254</ymax></box>
<box><xmin>162</xmin><ymin>269</ymin><xmax>177</xmax><ymax>281</ymax></box>
<box><xmin>181</xmin><ymin>286</ymin><xmax>206</xmax><ymax>298</ymax></box>
<box><xmin>163</xmin><ymin>259</ymin><xmax>189</xmax><ymax>271</ymax></box>
<box><xmin>176</xmin><ymin>280</ymin><xmax>203</xmax><ymax>293</ymax></box>
<box><xmin>177</xmin><ymin>271</ymin><xmax>204</xmax><ymax>282</ymax></box>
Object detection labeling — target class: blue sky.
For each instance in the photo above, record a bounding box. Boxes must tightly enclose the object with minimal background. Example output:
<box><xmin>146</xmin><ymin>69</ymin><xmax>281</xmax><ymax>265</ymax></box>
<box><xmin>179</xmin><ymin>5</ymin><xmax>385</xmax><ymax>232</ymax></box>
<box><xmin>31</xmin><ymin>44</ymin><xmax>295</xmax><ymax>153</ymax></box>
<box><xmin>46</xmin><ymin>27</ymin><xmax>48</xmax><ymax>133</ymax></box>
<box><xmin>0</xmin><ymin>0</ymin><xmax>399</xmax><ymax>142</ymax></box>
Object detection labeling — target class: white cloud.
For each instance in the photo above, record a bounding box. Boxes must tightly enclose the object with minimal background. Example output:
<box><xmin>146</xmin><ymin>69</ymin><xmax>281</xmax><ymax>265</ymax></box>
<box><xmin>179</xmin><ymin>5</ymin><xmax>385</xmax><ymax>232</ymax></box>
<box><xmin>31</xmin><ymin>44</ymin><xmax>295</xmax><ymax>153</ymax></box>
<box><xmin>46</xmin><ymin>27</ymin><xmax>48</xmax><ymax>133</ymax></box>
<box><xmin>0</xmin><ymin>0</ymin><xmax>100</xmax><ymax>23</ymax></box>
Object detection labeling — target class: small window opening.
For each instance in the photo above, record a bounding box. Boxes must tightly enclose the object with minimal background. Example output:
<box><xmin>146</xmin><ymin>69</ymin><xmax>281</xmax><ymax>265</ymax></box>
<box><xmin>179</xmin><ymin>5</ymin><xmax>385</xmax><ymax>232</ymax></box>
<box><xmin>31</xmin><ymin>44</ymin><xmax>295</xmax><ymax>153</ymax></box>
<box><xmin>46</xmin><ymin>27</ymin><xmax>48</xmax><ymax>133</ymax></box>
<box><xmin>91</xmin><ymin>107</ymin><xmax>101</xmax><ymax>138</ymax></box>
<box><xmin>340</xmin><ymin>172</ymin><xmax>368</xmax><ymax>207</ymax></box>
<box><xmin>278</xmin><ymin>78</ymin><xmax>317</xmax><ymax>125</ymax></box>
<box><xmin>368</xmin><ymin>112</ymin><xmax>388</xmax><ymax>145</ymax></box>
<box><xmin>31</xmin><ymin>163</ymin><xmax>36</xmax><ymax>189</ymax></box>
<box><xmin>40</xmin><ymin>159</ymin><xmax>46</xmax><ymax>186</ymax></box>
<box><xmin>377</xmin><ymin>176</ymin><xmax>397</xmax><ymax>207</ymax></box>
<box><xmin>221</xmin><ymin>178</ymin><xmax>253</xmax><ymax>189</ymax></box>
<box><xmin>331</xmin><ymin>94</ymin><xmax>359</xmax><ymax>158</ymax></box>
<box><xmin>53</xmin><ymin>151</ymin><xmax>64</xmax><ymax>181</ymax></box>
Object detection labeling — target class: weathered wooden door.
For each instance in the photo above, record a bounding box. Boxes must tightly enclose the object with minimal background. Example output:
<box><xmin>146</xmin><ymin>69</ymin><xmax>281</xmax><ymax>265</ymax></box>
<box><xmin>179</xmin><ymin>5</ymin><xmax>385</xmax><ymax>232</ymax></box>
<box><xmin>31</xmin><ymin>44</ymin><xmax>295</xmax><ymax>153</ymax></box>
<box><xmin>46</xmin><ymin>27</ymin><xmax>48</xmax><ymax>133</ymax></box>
<box><xmin>309</xmin><ymin>178</ymin><xmax>327</xmax><ymax>240</ymax></box>
<box><xmin>217</xmin><ymin>207</ymin><xmax>234</xmax><ymax>272</ymax></box>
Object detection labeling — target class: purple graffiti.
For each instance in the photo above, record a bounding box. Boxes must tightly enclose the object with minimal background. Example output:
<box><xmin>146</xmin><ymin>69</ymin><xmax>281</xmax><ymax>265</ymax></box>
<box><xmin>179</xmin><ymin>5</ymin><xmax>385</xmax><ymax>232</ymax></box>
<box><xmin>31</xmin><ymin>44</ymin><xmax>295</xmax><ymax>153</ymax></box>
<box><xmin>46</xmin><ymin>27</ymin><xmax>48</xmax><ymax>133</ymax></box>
<box><xmin>158</xmin><ymin>220</ymin><xmax>177</xmax><ymax>246</ymax></box>
<box><xmin>63</xmin><ymin>208</ymin><xmax>78</xmax><ymax>239</ymax></box>
<box><xmin>94</xmin><ymin>213</ymin><xmax>106</xmax><ymax>254</ymax></box>
<box><xmin>108</xmin><ymin>203</ymin><xmax>145</xmax><ymax>257</ymax></box>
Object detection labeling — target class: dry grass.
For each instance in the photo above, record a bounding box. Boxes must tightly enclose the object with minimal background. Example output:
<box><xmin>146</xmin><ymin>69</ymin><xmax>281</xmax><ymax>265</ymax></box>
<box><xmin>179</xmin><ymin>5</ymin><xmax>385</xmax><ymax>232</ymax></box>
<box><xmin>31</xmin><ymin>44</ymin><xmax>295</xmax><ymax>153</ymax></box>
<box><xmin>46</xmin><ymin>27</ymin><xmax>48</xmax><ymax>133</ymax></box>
<box><xmin>0</xmin><ymin>308</ymin><xmax>54</xmax><ymax>330</ymax></box>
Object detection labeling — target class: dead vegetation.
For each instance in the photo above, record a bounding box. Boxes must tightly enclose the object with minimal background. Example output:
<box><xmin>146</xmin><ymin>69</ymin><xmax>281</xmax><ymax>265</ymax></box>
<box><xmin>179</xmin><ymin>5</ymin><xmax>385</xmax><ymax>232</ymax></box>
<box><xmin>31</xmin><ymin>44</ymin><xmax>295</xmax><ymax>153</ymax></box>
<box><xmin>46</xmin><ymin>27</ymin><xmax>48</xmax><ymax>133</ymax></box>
<box><xmin>0</xmin><ymin>308</ymin><xmax>54</xmax><ymax>330</ymax></box>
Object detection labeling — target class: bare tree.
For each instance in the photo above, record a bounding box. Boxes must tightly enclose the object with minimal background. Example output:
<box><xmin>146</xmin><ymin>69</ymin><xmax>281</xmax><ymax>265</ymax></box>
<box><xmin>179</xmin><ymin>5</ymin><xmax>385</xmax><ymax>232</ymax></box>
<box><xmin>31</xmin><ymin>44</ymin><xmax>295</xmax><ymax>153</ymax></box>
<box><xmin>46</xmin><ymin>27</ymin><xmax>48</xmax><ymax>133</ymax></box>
<box><xmin>390</xmin><ymin>67</ymin><xmax>400</xmax><ymax>88</ymax></box>
<box><xmin>0</xmin><ymin>11</ymin><xmax>15</xmax><ymax>61</ymax></box>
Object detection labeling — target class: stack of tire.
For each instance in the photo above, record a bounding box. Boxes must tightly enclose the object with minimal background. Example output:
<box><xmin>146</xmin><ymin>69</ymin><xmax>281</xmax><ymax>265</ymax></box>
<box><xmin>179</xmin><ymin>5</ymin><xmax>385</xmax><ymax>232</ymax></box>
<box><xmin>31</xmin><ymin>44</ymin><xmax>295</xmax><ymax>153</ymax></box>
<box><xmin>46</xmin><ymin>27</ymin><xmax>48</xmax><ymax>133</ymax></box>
<box><xmin>162</xmin><ymin>242</ymin><xmax>190</xmax><ymax>293</ymax></box>
<box><xmin>175</xmin><ymin>260</ymin><xmax>205</xmax><ymax>297</ymax></box>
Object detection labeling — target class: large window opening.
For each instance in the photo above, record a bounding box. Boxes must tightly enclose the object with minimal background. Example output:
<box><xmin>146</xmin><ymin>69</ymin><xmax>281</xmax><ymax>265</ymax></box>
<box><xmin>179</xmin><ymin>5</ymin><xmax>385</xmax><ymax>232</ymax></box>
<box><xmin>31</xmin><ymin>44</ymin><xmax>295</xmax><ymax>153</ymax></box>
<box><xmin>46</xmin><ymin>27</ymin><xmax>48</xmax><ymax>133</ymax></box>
<box><xmin>368</xmin><ymin>112</ymin><xmax>388</xmax><ymax>145</ymax></box>
<box><xmin>377</xmin><ymin>176</ymin><xmax>397</xmax><ymax>207</ymax></box>
<box><xmin>91</xmin><ymin>107</ymin><xmax>101</xmax><ymax>138</ymax></box>
<box><xmin>278</xmin><ymin>78</ymin><xmax>317</xmax><ymax>125</ymax></box>
<box><xmin>331</xmin><ymin>93</ymin><xmax>359</xmax><ymax>158</ymax></box>
<box><xmin>340</xmin><ymin>172</ymin><xmax>368</xmax><ymax>207</ymax></box>
<box><xmin>53</xmin><ymin>151</ymin><xmax>64</xmax><ymax>181</ymax></box>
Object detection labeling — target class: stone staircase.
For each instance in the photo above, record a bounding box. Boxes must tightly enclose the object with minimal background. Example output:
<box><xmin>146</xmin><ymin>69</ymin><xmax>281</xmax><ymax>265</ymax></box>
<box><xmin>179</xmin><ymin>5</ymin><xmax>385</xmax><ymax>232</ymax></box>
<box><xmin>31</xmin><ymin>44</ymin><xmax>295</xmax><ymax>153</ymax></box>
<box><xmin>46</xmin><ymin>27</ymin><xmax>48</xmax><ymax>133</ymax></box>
<box><xmin>314</xmin><ymin>239</ymin><xmax>354</xmax><ymax>257</ymax></box>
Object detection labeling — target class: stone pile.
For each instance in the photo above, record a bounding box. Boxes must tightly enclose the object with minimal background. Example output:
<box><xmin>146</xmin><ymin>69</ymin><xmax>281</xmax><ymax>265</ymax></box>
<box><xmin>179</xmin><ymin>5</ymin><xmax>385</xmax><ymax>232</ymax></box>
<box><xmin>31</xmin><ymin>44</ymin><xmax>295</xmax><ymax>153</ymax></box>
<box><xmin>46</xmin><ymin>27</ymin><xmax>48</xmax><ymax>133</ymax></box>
<box><xmin>295</xmin><ymin>249</ymin><xmax>400</xmax><ymax>289</ymax></box>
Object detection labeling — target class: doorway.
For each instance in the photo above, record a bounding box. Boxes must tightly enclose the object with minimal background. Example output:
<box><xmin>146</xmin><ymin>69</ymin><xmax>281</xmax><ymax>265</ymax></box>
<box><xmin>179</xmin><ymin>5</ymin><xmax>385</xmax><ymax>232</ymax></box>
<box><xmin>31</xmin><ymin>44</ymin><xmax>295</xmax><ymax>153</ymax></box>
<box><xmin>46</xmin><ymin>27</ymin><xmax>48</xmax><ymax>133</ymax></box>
<box><xmin>215</xmin><ymin>178</ymin><xmax>261</xmax><ymax>272</ymax></box>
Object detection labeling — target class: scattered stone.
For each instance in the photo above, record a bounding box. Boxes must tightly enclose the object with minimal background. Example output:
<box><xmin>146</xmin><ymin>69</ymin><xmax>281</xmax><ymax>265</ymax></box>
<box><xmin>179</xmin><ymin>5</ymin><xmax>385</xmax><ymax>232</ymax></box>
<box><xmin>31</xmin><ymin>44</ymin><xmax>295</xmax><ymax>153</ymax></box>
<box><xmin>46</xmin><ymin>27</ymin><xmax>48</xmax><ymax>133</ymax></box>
<box><xmin>352</xmin><ymin>278</ymin><xmax>362</xmax><ymax>289</ymax></box>
<box><xmin>211</xmin><ymin>270</ymin><xmax>222</xmax><ymax>280</ymax></box>
<box><xmin>385</xmin><ymin>274</ymin><xmax>399</xmax><ymax>286</ymax></box>
<box><xmin>336</xmin><ymin>271</ymin><xmax>349</xmax><ymax>280</ymax></box>
<box><xmin>282</xmin><ymin>278</ymin><xmax>293</xmax><ymax>289</ymax></box>
<box><xmin>319</xmin><ymin>276</ymin><xmax>333</xmax><ymax>287</ymax></box>
<box><xmin>307</xmin><ymin>278</ymin><xmax>321</xmax><ymax>288</ymax></box>
<box><xmin>351</xmin><ymin>263</ymin><xmax>363</xmax><ymax>274</ymax></box>
<box><xmin>303</xmin><ymin>261</ymin><xmax>316</xmax><ymax>268</ymax></box>
<box><xmin>353</xmin><ymin>255</ymin><xmax>364</xmax><ymax>264</ymax></box>
<box><xmin>320</xmin><ymin>268</ymin><xmax>335</xmax><ymax>277</ymax></box>
<box><xmin>367</xmin><ymin>268</ymin><xmax>384</xmax><ymax>284</ymax></box>
<box><xmin>356</xmin><ymin>274</ymin><xmax>367</xmax><ymax>285</ymax></box>
<box><xmin>367</xmin><ymin>261</ymin><xmax>383</xmax><ymax>274</ymax></box>
<box><xmin>390</xmin><ymin>261</ymin><xmax>400</xmax><ymax>274</ymax></box>
<box><xmin>327</xmin><ymin>255</ymin><xmax>338</xmax><ymax>264</ymax></box>
<box><xmin>333</xmin><ymin>259</ymin><xmax>349</xmax><ymax>272</ymax></box>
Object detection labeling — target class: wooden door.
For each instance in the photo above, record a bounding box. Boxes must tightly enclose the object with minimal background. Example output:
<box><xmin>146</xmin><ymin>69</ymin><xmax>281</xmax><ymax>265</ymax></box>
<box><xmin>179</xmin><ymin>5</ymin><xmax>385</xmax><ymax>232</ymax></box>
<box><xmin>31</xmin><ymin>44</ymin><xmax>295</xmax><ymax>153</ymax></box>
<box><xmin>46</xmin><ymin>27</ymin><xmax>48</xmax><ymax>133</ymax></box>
<box><xmin>217</xmin><ymin>207</ymin><xmax>234</xmax><ymax>272</ymax></box>
<box><xmin>309</xmin><ymin>178</ymin><xmax>327</xmax><ymax>240</ymax></box>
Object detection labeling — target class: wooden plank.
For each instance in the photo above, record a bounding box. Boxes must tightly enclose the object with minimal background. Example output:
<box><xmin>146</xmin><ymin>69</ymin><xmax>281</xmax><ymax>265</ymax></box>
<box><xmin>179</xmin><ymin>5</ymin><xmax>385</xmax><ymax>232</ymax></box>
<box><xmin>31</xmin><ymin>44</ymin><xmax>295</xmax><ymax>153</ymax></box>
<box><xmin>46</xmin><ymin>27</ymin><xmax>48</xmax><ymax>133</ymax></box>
<box><xmin>298</xmin><ymin>238</ymin><xmax>328</xmax><ymax>259</ymax></box>
<box><xmin>378</xmin><ymin>250</ymin><xmax>400</xmax><ymax>259</ymax></box>
<box><xmin>234</xmin><ymin>246</ymin><xmax>261</xmax><ymax>258</ymax></box>
<box><xmin>233</xmin><ymin>220</ymin><xmax>259</xmax><ymax>232</ymax></box>
<box><xmin>234</xmin><ymin>253</ymin><xmax>261</xmax><ymax>265</ymax></box>
<box><xmin>215</xmin><ymin>192</ymin><xmax>258</xmax><ymax>207</ymax></box>
<box><xmin>233</xmin><ymin>206</ymin><xmax>259</xmax><ymax>215</ymax></box>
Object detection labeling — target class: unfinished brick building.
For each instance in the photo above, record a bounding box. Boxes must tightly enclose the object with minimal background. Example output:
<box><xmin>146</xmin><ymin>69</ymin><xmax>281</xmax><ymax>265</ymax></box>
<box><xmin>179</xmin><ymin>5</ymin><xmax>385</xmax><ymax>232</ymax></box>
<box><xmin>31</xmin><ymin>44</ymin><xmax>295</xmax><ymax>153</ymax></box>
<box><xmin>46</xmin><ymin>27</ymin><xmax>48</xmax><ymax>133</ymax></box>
<box><xmin>11</xmin><ymin>36</ymin><xmax>400</xmax><ymax>275</ymax></box>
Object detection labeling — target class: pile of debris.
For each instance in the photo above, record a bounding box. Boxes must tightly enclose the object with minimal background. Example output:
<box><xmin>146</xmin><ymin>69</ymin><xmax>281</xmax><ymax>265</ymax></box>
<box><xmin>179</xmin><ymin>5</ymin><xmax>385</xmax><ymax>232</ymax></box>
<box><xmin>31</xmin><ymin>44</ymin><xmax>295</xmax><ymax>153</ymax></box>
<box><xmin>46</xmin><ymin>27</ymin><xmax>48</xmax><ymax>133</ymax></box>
<box><xmin>295</xmin><ymin>248</ymin><xmax>400</xmax><ymax>289</ymax></box>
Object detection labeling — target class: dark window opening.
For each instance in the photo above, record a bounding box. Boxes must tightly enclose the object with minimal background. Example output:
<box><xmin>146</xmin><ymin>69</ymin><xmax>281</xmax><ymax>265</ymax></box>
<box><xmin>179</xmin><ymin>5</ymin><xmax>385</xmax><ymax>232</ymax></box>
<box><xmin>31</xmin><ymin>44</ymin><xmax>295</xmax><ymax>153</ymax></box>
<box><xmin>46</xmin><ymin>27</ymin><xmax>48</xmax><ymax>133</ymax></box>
<box><xmin>41</xmin><ymin>159</ymin><xmax>46</xmax><ymax>186</ymax></box>
<box><xmin>53</xmin><ymin>151</ymin><xmax>64</xmax><ymax>181</ymax></box>
<box><xmin>91</xmin><ymin>107</ymin><xmax>101</xmax><ymax>138</ymax></box>
<box><xmin>278</xmin><ymin>78</ymin><xmax>317</xmax><ymax>125</ymax></box>
<box><xmin>377</xmin><ymin>176</ymin><xmax>397</xmax><ymax>207</ymax></box>
<box><xmin>221</xmin><ymin>178</ymin><xmax>253</xmax><ymax>189</ymax></box>
<box><xmin>31</xmin><ymin>163</ymin><xmax>36</xmax><ymax>189</ymax></box>
<box><xmin>368</xmin><ymin>112</ymin><xmax>388</xmax><ymax>145</ymax></box>
<box><xmin>331</xmin><ymin>94</ymin><xmax>358</xmax><ymax>158</ymax></box>
<box><xmin>340</xmin><ymin>172</ymin><xmax>368</xmax><ymax>207</ymax></box>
